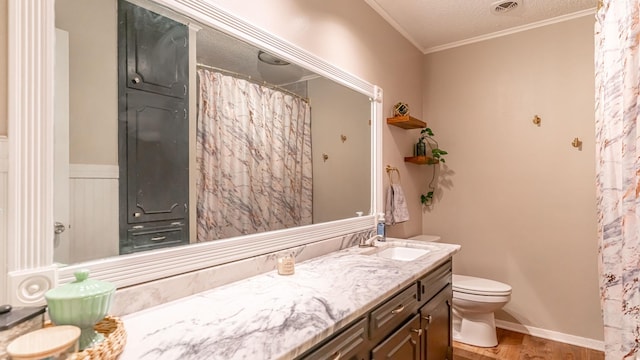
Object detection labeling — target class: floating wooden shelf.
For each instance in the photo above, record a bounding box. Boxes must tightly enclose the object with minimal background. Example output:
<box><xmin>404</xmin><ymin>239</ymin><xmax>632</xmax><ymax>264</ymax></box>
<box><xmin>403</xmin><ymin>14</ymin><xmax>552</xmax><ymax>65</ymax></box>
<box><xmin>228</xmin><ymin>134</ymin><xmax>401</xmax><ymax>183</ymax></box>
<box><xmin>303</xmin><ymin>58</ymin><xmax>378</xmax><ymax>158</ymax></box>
<box><xmin>404</xmin><ymin>156</ymin><xmax>439</xmax><ymax>165</ymax></box>
<box><xmin>386</xmin><ymin>115</ymin><xmax>426</xmax><ymax>129</ymax></box>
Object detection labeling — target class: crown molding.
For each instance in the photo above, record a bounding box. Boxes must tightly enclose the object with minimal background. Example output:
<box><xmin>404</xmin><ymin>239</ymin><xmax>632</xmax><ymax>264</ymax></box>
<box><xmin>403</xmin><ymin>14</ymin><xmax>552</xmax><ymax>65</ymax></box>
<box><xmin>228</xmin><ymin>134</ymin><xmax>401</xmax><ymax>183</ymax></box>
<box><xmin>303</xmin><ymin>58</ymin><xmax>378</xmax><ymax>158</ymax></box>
<box><xmin>362</xmin><ymin>0</ymin><xmax>423</xmax><ymax>53</ymax></box>
<box><xmin>424</xmin><ymin>8</ymin><xmax>596</xmax><ymax>54</ymax></box>
<box><xmin>362</xmin><ymin>0</ymin><xmax>596</xmax><ymax>55</ymax></box>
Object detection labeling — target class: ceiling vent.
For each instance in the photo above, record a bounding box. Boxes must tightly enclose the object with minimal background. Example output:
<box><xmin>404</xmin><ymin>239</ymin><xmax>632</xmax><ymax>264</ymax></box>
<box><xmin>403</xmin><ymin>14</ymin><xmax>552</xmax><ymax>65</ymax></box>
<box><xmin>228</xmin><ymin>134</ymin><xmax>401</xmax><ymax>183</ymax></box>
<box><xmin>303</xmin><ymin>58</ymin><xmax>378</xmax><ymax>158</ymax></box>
<box><xmin>491</xmin><ymin>0</ymin><xmax>520</xmax><ymax>14</ymax></box>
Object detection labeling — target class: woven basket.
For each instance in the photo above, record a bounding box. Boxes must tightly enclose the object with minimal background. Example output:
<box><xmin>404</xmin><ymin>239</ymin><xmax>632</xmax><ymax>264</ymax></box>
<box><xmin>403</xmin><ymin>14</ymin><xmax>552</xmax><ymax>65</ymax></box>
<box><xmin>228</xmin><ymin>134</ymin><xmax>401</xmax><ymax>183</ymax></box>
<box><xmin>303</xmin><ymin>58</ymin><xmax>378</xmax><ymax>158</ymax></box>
<box><xmin>46</xmin><ymin>316</ymin><xmax>126</xmax><ymax>360</ymax></box>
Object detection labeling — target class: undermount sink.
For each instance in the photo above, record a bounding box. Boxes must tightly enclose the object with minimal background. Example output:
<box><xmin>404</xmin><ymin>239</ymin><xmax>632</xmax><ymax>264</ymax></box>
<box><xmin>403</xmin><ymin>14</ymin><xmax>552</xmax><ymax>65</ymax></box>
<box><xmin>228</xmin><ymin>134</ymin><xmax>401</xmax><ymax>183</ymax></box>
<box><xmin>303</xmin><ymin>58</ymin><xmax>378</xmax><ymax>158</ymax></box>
<box><xmin>372</xmin><ymin>246</ymin><xmax>431</xmax><ymax>261</ymax></box>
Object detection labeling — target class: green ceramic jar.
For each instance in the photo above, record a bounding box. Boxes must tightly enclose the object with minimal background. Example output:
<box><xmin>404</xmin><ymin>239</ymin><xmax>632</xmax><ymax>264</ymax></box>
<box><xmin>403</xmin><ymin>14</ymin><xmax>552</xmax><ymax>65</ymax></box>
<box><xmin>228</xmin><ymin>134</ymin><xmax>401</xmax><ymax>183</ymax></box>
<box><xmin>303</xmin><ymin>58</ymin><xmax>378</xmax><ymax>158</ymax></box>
<box><xmin>45</xmin><ymin>269</ymin><xmax>115</xmax><ymax>350</ymax></box>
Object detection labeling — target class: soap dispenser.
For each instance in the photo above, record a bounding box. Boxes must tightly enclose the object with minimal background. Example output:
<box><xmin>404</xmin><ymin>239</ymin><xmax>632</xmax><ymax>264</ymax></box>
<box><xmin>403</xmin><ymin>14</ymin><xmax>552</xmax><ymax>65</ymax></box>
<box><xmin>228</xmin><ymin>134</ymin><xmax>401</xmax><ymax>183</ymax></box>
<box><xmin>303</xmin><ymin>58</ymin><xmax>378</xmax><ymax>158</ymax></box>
<box><xmin>377</xmin><ymin>213</ymin><xmax>386</xmax><ymax>242</ymax></box>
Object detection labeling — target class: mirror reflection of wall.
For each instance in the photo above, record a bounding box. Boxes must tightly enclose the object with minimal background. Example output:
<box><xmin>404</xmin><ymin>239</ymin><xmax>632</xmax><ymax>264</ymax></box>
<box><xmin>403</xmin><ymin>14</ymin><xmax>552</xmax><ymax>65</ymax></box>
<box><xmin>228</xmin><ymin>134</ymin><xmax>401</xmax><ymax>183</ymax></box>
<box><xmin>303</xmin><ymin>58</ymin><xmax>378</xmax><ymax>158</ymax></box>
<box><xmin>55</xmin><ymin>0</ymin><xmax>119</xmax><ymax>265</ymax></box>
<box><xmin>53</xmin><ymin>0</ymin><xmax>371</xmax><ymax>265</ymax></box>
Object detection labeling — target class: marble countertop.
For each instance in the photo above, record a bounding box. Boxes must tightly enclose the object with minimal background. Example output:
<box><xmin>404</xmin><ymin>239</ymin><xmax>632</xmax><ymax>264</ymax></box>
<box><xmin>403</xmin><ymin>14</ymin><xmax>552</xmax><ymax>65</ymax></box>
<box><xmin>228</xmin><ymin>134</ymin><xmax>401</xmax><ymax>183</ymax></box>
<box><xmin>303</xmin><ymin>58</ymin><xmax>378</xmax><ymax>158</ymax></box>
<box><xmin>120</xmin><ymin>238</ymin><xmax>460</xmax><ymax>360</ymax></box>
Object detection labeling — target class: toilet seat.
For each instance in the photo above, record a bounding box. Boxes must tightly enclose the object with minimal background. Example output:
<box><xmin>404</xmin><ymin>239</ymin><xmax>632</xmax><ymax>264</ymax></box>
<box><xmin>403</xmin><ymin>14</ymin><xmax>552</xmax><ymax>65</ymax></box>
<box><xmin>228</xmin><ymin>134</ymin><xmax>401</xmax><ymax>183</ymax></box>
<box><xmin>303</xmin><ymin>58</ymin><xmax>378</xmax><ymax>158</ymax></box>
<box><xmin>453</xmin><ymin>274</ymin><xmax>512</xmax><ymax>296</ymax></box>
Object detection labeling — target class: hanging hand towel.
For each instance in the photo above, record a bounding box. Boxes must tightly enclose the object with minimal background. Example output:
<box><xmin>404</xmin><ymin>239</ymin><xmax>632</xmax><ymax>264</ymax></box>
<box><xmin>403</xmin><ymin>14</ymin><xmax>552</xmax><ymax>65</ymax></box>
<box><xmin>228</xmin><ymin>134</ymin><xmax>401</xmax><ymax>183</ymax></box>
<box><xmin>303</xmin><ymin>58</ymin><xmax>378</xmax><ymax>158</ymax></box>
<box><xmin>385</xmin><ymin>184</ymin><xmax>410</xmax><ymax>225</ymax></box>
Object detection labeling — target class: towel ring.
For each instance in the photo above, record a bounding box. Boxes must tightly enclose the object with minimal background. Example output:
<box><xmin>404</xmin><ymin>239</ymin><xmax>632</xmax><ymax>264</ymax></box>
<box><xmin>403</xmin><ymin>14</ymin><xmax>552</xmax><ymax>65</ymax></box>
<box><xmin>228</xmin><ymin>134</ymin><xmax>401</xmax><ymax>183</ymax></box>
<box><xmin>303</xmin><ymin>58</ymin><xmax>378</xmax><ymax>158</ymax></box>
<box><xmin>385</xmin><ymin>165</ymin><xmax>401</xmax><ymax>184</ymax></box>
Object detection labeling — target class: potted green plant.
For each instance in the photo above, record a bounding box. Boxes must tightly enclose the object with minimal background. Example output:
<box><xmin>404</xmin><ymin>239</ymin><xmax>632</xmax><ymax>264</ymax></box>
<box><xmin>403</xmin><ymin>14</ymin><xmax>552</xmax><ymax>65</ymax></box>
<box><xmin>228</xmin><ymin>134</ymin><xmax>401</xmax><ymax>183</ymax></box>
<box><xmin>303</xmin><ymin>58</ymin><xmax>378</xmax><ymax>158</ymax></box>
<box><xmin>418</xmin><ymin>127</ymin><xmax>447</xmax><ymax>205</ymax></box>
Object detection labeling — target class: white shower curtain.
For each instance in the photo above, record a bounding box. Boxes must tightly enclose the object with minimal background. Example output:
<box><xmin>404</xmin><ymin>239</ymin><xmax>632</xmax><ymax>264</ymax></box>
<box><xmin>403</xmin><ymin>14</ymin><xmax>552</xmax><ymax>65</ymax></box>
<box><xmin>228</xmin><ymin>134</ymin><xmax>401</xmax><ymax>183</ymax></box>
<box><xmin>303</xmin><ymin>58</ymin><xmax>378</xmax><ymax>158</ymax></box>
<box><xmin>196</xmin><ymin>69</ymin><xmax>312</xmax><ymax>241</ymax></box>
<box><xmin>595</xmin><ymin>1</ymin><xmax>640</xmax><ymax>358</ymax></box>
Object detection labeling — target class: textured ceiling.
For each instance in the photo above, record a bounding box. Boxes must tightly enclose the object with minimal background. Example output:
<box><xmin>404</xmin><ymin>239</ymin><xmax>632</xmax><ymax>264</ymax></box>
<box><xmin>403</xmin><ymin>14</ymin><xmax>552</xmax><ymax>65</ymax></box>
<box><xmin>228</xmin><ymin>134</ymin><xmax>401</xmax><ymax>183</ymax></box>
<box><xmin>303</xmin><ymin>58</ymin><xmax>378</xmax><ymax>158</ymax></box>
<box><xmin>365</xmin><ymin>0</ymin><xmax>597</xmax><ymax>53</ymax></box>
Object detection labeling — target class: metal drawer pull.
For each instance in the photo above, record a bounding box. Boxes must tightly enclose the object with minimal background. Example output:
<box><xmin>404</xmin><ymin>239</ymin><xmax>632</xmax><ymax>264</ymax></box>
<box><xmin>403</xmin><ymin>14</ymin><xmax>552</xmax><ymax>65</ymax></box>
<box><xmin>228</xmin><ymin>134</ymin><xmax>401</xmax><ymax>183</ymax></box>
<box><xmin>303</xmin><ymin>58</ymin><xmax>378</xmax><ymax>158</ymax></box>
<box><xmin>411</xmin><ymin>328</ymin><xmax>423</xmax><ymax>336</ymax></box>
<box><xmin>422</xmin><ymin>315</ymin><xmax>432</xmax><ymax>323</ymax></box>
<box><xmin>391</xmin><ymin>304</ymin><xmax>405</xmax><ymax>315</ymax></box>
<box><xmin>150</xmin><ymin>236</ymin><xmax>167</xmax><ymax>242</ymax></box>
<box><xmin>329</xmin><ymin>351</ymin><xmax>341</xmax><ymax>360</ymax></box>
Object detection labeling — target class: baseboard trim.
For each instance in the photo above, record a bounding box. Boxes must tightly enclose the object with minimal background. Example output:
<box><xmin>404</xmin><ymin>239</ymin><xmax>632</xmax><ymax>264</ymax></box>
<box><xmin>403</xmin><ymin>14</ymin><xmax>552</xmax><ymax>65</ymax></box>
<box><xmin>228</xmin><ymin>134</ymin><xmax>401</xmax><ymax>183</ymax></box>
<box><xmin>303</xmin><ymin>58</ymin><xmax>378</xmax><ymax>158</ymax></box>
<box><xmin>495</xmin><ymin>320</ymin><xmax>604</xmax><ymax>351</ymax></box>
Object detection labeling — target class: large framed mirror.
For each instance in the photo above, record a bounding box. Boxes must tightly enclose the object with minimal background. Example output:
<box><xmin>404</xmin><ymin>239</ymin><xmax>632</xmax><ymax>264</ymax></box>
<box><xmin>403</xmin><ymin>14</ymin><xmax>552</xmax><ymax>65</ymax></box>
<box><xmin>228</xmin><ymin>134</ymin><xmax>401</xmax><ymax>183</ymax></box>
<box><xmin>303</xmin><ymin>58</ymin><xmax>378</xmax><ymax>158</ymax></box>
<box><xmin>5</xmin><ymin>0</ymin><xmax>383</xmax><ymax>306</ymax></box>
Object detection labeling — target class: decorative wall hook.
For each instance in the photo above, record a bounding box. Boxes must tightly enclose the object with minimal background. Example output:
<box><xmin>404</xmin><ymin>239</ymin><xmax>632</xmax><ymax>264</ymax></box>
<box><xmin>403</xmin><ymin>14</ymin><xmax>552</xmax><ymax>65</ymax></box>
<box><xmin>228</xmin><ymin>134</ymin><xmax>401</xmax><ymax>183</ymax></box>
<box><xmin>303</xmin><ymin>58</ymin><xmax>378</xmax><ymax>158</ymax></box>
<box><xmin>532</xmin><ymin>115</ymin><xmax>541</xmax><ymax>126</ymax></box>
<box><xmin>385</xmin><ymin>165</ymin><xmax>401</xmax><ymax>184</ymax></box>
<box><xmin>340</xmin><ymin>134</ymin><xmax>347</xmax><ymax>143</ymax></box>
<box><xmin>572</xmin><ymin>137</ymin><xmax>583</xmax><ymax>149</ymax></box>
<box><xmin>322</xmin><ymin>153</ymin><xmax>329</xmax><ymax>162</ymax></box>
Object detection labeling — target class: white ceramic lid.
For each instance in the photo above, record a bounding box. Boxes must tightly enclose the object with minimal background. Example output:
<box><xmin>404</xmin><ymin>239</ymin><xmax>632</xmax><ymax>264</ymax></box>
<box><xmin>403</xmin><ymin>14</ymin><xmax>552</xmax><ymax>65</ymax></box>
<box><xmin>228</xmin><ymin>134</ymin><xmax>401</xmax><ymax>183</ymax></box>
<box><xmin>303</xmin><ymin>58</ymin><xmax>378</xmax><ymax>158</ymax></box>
<box><xmin>452</xmin><ymin>274</ymin><xmax>512</xmax><ymax>296</ymax></box>
<box><xmin>7</xmin><ymin>325</ymin><xmax>80</xmax><ymax>359</ymax></box>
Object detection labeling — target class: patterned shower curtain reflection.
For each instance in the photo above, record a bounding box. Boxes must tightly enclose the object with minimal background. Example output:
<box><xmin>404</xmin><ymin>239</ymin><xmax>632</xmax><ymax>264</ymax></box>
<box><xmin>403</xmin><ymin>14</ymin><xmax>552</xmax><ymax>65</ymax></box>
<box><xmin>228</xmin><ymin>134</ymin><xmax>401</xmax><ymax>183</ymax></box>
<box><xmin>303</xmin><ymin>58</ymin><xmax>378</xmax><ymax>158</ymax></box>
<box><xmin>196</xmin><ymin>69</ymin><xmax>312</xmax><ymax>241</ymax></box>
<box><xmin>595</xmin><ymin>1</ymin><xmax>640</xmax><ymax>358</ymax></box>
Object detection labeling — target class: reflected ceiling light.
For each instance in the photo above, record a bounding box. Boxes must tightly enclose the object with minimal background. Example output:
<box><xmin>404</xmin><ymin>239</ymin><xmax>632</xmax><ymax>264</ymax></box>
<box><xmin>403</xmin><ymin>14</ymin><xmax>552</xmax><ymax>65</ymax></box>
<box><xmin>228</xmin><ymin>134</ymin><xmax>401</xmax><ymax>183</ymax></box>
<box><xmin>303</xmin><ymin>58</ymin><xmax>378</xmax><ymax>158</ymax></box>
<box><xmin>258</xmin><ymin>50</ymin><xmax>290</xmax><ymax>66</ymax></box>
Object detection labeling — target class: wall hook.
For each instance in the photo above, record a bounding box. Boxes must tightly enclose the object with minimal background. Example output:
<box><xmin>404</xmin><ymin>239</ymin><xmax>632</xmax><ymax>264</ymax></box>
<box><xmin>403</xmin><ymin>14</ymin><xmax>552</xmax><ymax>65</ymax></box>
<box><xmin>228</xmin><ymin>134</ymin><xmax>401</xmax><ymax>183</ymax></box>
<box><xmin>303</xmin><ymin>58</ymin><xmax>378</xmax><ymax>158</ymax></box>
<box><xmin>385</xmin><ymin>165</ymin><xmax>401</xmax><ymax>184</ymax></box>
<box><xmin>532</xmin><ymin>115</ymin><xmax>541</xmax><ymax>126</ymax></box>
<box><xmin>322</xmin><ymin>153</ymin><xmax>329</xmax><ymax>162</ymax></box>
<box><xmin>340</xmin><ymin>134</ymin><xmax>347</xmax><ymax>143</ymax></box>
<box><xmin>572</xmin><ymin>137</ymin><xmax>583</xmax><ymax>150</ymax></box>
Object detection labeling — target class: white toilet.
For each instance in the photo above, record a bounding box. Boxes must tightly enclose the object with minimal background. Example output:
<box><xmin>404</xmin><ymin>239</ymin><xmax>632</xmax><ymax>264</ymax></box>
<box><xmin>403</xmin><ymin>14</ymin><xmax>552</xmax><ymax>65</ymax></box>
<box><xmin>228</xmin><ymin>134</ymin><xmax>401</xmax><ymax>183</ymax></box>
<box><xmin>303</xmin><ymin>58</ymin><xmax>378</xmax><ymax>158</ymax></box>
<box><xmin>409</xmin><ymin>235</ymin><xmax>512</xmax><ymax>348</ymax></box>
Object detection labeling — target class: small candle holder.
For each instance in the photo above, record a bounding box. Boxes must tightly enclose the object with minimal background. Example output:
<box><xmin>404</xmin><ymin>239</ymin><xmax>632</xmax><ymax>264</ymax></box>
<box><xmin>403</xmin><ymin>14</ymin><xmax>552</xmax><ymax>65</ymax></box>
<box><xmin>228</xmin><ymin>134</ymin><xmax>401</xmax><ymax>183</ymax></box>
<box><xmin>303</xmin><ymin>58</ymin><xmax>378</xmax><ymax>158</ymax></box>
<box><xmin>277</xmin><ymin>253</ymin><xmax>295</xmax><ymax>275</ymax></box>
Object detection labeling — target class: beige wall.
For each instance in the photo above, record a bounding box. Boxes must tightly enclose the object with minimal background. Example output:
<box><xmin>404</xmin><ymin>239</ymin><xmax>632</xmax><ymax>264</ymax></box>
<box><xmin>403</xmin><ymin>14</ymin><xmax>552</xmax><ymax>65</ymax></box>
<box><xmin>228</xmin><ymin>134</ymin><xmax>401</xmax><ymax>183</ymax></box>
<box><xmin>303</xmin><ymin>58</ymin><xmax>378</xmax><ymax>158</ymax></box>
<box><xmin>0</xmin><ymin>0</ymin><xmax>7</xmax><ymax>136</ymax></box>
<box><xmin>56</xmin><ymin>0</ymin><xmax>117</xmax><ymax>165</ymax></box>
<box><xmin>422</xmin><ymin>16</ymin><xmax>602</xmax><ymax>341</ymax></box>
<box><xmin>208</xmin><ymin>0</ymin><xmax>425</xmax><ymax>236</ymax></box>
<box><xmin>309</xmin><ymin>77</ymin><xmax>371</xmax><ymax>223</ymax></box>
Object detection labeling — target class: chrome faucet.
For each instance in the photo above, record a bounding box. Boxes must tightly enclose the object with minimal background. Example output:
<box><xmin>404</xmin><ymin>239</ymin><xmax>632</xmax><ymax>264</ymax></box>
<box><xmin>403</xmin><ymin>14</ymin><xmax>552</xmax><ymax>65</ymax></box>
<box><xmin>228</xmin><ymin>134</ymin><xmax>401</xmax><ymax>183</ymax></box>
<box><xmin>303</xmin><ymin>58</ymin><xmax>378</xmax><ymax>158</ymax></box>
<box><xmin>359</xmin><ymin>235</ymin><xmax>381</xmax><ymax>248</ymax></box>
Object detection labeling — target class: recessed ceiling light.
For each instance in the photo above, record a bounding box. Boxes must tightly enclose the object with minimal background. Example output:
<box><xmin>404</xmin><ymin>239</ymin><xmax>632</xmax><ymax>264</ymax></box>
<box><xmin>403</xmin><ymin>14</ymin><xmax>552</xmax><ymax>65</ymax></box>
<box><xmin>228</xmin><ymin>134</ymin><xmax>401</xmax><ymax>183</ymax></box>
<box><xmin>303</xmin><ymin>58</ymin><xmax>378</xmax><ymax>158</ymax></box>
<box><xmin>491</xmin><ymin>0</ymin><xmax>520</xmax><ymax>14</ymax></box>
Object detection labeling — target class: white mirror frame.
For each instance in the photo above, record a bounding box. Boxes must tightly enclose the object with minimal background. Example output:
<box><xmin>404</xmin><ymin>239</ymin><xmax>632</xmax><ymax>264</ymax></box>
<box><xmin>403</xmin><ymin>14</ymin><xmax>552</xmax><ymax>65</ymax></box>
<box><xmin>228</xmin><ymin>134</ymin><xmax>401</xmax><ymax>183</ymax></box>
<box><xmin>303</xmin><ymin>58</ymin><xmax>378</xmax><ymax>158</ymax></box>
<box><xmin>5</xmin><ymin>0</ymin><xmax>383</xmax><ymax>306</ymax></box>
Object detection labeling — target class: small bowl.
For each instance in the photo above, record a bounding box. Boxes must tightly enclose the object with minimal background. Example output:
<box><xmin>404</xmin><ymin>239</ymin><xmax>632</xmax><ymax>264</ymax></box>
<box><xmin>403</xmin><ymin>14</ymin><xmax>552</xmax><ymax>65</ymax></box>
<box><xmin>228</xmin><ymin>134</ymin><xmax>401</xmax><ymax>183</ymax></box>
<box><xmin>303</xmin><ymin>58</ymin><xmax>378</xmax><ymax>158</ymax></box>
<box><xmin>45</xmin><ymin>270</ymin><xmax>115</xmax><ymax>350</ymax></box>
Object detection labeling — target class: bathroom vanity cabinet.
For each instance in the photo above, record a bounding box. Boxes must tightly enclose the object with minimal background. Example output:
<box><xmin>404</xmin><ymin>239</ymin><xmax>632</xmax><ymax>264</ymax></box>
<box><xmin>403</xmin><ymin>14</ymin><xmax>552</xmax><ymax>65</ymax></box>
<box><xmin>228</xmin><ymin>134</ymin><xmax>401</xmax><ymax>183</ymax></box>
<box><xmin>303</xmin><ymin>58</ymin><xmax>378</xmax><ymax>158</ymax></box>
<box><xmin>299</xmin><ymin>259</ymin><xmax>453</xmax><ymax>360</ymax></box>
<box><xmin>119</xmin><ymin>241</ymin><xmax>461</xmax><ymax>359</ymax></box>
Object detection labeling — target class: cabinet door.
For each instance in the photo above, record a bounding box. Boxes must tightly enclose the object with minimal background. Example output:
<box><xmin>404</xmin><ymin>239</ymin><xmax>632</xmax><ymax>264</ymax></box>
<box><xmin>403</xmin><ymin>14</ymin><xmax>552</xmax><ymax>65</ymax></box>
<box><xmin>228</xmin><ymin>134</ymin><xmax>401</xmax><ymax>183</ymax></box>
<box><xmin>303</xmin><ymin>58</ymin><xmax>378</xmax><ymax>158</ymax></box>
<box><xmin>371</xmin><ymin>315</ymin><xmax>421</xmax><ymax>360</ymax></box>
<box><xmin>420</xmin><ymin>285</ymin><xmax>452</xmax><ymax>360</ymax></box>
<box><xmin>121</xmin><ymin>0</ymin><xmax>188</xmax><ymax>98</ymax></box>
<box><xmin>125</xmin><ymin>91</ymin><xmax>188</xmax><ymax>224</ymax></box>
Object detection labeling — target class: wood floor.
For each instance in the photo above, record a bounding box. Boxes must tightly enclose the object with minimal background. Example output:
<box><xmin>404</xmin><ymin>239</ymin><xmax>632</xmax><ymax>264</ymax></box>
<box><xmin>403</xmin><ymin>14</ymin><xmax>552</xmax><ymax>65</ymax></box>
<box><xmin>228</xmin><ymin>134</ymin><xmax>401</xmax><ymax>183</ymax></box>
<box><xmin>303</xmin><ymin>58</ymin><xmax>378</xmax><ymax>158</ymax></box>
<box><xmin>453</xmin><ymin>328</ymin><xmax>604</xmax><ymax>360</ymax></box>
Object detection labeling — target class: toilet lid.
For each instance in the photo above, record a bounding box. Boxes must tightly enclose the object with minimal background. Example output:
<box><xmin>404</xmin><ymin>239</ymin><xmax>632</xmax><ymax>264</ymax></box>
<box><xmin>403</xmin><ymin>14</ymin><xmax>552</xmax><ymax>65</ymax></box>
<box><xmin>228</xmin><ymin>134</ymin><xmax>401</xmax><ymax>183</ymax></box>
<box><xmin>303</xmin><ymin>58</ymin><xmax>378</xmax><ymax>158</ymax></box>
<box><xmin>452</xmin><ymin>274</ymin><xmax>512</xmax><ymax>296</ymax></box>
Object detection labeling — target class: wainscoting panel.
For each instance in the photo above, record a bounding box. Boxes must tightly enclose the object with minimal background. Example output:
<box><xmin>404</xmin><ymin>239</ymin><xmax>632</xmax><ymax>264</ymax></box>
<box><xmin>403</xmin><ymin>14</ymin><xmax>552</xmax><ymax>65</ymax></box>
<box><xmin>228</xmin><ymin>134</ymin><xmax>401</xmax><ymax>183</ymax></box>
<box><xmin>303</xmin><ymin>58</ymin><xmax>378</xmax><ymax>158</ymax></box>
<box><xmin>66</xmin><ymin>165</ymin><xmax>119</xmax><ymax>264</ymax></box>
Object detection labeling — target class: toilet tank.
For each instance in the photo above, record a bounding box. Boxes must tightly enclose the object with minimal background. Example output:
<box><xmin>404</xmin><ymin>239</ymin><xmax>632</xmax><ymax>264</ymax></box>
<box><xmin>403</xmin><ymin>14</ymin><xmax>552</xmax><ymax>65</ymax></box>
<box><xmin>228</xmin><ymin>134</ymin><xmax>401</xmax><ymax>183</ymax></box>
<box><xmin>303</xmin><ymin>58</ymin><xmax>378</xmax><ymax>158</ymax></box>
<box><xmin>409</xmin><ymin>235</ymin><xmax>441</xmax><ymax>242</ymax></box>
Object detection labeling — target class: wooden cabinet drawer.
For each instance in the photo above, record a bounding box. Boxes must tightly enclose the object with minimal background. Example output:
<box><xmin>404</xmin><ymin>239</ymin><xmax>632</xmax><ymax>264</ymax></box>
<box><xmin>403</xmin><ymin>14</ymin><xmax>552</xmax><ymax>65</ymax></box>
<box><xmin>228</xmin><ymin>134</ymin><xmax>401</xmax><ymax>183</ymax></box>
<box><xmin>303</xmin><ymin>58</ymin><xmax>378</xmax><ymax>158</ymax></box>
<box><xmin>417</xmin><ymin>260</ymin><xmax>451</xmax><ymax>306</ymax></box>
<box><xmin>371</xmin><ymin>314</ymin><xmax>421</xmax><ymax>360</ymax></box>
<box><xmin>301</xmin><ymin>318</ymin><xmax>369</xmax><ymax>360</ymax></box>
<box><xmin>369</xmin><ymin>285</ymin><xmax>418</xmax><ymax>344</ymax></box>
<box><xmin>123</xmin><ymin>224</ymin><xmax>188</xmax><ymax>254</ymax></box>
